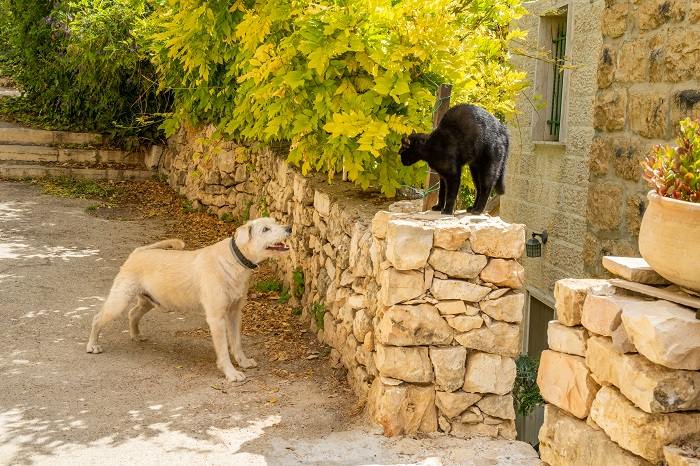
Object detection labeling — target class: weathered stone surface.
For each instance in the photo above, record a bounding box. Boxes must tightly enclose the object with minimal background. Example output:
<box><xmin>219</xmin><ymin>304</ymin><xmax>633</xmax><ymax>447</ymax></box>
<box><xmin>376</xmin><ymin>304</ymin><xmax>453</xmax><ymax>346</ymax></box>
<box><xmin>446</xmin><ymin>315</ymin><xmax>483</xmax><ymax>332</ymax></box>
<box><xmin>586</xmin><ymin>336</ymin><xmax>700</xmax><ymax>413</ymax></box>
<box><xmin>629</xmin><ymin>91</ymin><xmax>669</xmax><ymax>139</ymax></box>
<box><xmin>582</xmin><ymin>294</ymin><xmax>648</xmax><ymax>337</ymax></box>
<box><xmin>476</xmin><ymin>394</ymin><xmax>515</xmax><ymax>420</ymax></box>
<box><xmin>479</xmin><ymin>293</ymin><xmax>524</xmax><ymax>323</ymax></box>
<box><xmin>455</xmin><ymin>320</ymin><xmax>520</xmax><ymax>357</ymax></box>
<box><xmin>463</xmin><ymin>352</ymin><xmax>516</xmax><ymax>395</ymax></box>
<box><xmin>433</xmin><ymin>223</ymin><xmax>471</xmax><ymax>250</ymax></box>
<box><xmin>430</xmin><ymin>278</ymin><xmax>491</xmax><ymax>302</ymax></box>
<box><xmin>590</xmin><ymin>386</ymin><xmax>700</xmax><ymax>464</ymax></box>
<box><xmin>554</xmin><ymin>278</ymin><xmax>613</xmax><ymax>326</ymax></box>
<box><xmin>587</xmin><ymin>182</ymin><xmax>623</xmax><ymax>231</ymax></box>
<box><xmin>621</xmin><ymin>299</ymin><xmax>700</xmax><ymax>370</ymax></box>
<box><xmin>385</xmin><ymin>219</ymin><xmax>433</xmax><ymax>270</ymax></box>
<box><xmin>537</xmin><ymin>350</ymin><xmax>600</xmax><ymax>419</ymax></box>
<box><xmin>664</xmin><ymin>442</ymin><xmax>700</xmax><ymax>466</ymax></box>
<box><xmin>435</xmin><ymin>391</ymin><xmax>481</xmax><ymax>418</ymax></box>
<box><xmin>547</xmin><ymin>321</ymin><xmax>588</xmax><ymax>357</ymax></box>
<box><xmin>371</xmin><ymin>211</ymin><xmax>393</xmax><ymax>239</ymax></box>
<box><xmin>428</xmin><ymin>249</ymin><xmax>487</xmax><ymax>279</ymax></box>
<box><xmin>468</xmin><ymin>220</ymin><xmax>525</xmax><ymax>259</ymax></box>
<box><xmin>374</xmin><ymin>344</ymin><xmax>433</xmax><ymax>383</ymax></box>
<box><xmin>430</xmin><ymin>346</ymin><xmax>467</xmax><ymax>392</ymax></box>
<box><xmin>611</xmin><ymin>320</ymin><xmax>637</xmax><ymax>353</ymax></box>
<box><xmin>352</xmin><ymin>308</ymin><xmax>371</xmax><ymax>342</ymax></box>
<box><xmin>602</xmin><ymin>2</ymin><xmax>628</xmax><ymax>38</ymax></box>
<box><xmin>594</xmin><ymin>89</ymin><xmax>627</xmax><ymax>132</ymax></box>
<box><xmin>539</xmin><ymin>404</ymin><xmax>651</xmax><ymax>466</ymax></box>
<box><xmin>367</xmin><ymin>379</ymin><xmax>437</xmax><ymax>436</ymax></box>
<box><xmin>379</xmin><ymin>268</ymin><xmax>425</xmax><ymax>306</ymax></box>
<box><xmin>479</xmin><ymin>259</ymin><xmax>524</xmax><ymax>289</ymax></box>
<box><xmin>602</xmin><ymin>256</ymin><xmax>669</xmax><ymax>285</ymax></box>
<box><xmin>436</xmin><ymin>300</ymin><xmax>475</xmax><ymax>315</ymax></box>
<box><xmin>313</xmin><ymin>190</ymin><xmax>331</xmax><ymax>217</ymax></box>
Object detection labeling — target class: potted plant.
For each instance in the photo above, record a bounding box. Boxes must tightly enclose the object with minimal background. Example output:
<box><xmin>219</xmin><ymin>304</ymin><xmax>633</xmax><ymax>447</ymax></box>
<box><xmin>639</xmin><ymin>117</ymin><xmax>700</xmax><ymax>293</ymax></box>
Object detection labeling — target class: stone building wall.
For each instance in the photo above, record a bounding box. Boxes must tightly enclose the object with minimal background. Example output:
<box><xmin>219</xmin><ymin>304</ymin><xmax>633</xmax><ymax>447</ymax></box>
<box><xmin>158</xmin><ymin>126</ymin><xmax>528</xmax><ymax>439</ymax></box>
<box><xmin>502</xmin><ymin>0</ymin><xmax>604</xmax><ymax>303</ymax></box>
<box><xmin>536</xmin><ymin>278</ymin><xmax>700</xmax><ymax>465</ymax></box>
<box><xmin>586</xmin><ymin>0</ymin><xmax>700</xmax><ymax>276</ymax></box>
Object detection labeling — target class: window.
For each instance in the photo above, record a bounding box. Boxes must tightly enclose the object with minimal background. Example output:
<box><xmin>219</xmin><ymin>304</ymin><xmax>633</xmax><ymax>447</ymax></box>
<box><xmin>532</xmin><ymin>6</ymin><xmax>569</xmax><ymax>142</ymax></box>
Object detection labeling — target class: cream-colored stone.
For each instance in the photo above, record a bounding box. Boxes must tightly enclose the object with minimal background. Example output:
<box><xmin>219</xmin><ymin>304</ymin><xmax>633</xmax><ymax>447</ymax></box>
<box><xmin>582</xmin><ymin>294</ymin><xmax>648</xmax><ymax>337</ymax></box>
<box><xmin>611</xmin><ymin>321</ymin><xmax>637</xmax><ymax>353</ymax></box>
<box><xmin>602</xmin><ymin>256</ymin><xmax>669</xmax><ymax>285</ymax></box>
<box><xmin>313</xmin><ymin>190</ymin><xmax>331</xmax><ymax>217</ymax></box>
<box><xmin>460</xmin><ymin>406</ymin><xmax>483</xmax><ymax>424</ymax></box>
<box><xmin>374</xmin><ymin>344</ymin><xmax>433</xmax><ymax>383</ymax></box>
<box><xmin>590</xmin><ymin>386</ymin><xmax>700</xmax><ymax>464</ymax></box>
<box><xmin>621</xmin><ymin>299</ymin><xmax>700</xmax><ymax>370</ymax></box>
<box><xmin>554</xmin><ymin>278</ymin><xmax>613</xmax><ymax>326</ymax></box>
<box><xmin>468</xmin><ymin>220</ymin><xmax>525</xmax><ymax>259</ymax></box>
<box><xmin>463</xmin><ymin>352</ymin><xmax>516</xmax><ymax>395</ymax></box>
<box><xmin>446</xmin><ymin>315</ymin><xmax>483</xmax><ymax>332</ymax></box>
<box><xmin>537</xmin><ymin>350</ymin><xmax>600</xmax><ymax>419</ymax></box>
<box><xmin>379</xmin><ymin>268</ymin><xmax>425</xmax><ymax>306</ymax></box>
<box><xmin>375</xmin><ymin>304</ymin><xmax>453</xmax><ymax>346</ymax></box>
<box><xmin>430</xmin><ymin>278</ymin><xmax>491</xmax><ymax>302</ymax></box>
<box><xmin>539</xmin><ymin>404</ymin><xmax>651</xmax><ymax>466</ymax></box>
<box><xmin>664</xmin><ymin>443</ymin><xmax>700</xmax><ymax>466</ymax></box>
<box><xmin>476</xmin><ymin>394</ymin><xmax>515</xmax><ymax>420</ymax></box>
<box><xmin>352</xmin><ymin>308</ymin><xmax>371</xmax><ymax>342</ymax></box>
<box><xmin>435</xmin><ymin>391</ymin><xmax>481</xmax><ymax>418</ymax></box>
<box><xmin>586</xmin><ymin>336</ymin><xmax>700</xmax><ymax>413</ymax></box>
<box><xmin>429</xmin><ymin>346</ymin><xmax>468</xmax><ymax>392</ymax></box>
<box><xmin>385</xmin><ymin>219</ymin><xmax>433</xmax><ymax>270</ymax></box>
<box><xmin>367</xmin><ymin>379</ymin><xmax>437</xmax><ymax>436</ymax></box>
<box><xmin>479</xmin><ymin>293</ymin><xmax>524</xmax><ymax>323</ymax></box>
<box><xmin>450</xmin><ymin>421</ymin><xmax>498</xmax><ymax>439</ymax></box>
<box><xmin>435</xmin><ymin>300</ymin><xmax>468</xmax><ymax>315</ymax></box>
<box><xmin>454</xmin><ymin>321</ymin><xmax>520</xmax><ymax>357</ymax></box>
<box><xmin>433</xmin><ymin>223</ymin><xmax>471</xmax><ymax>250</ymax></box>
<box><xmin>547</xmin><ymin>321</ymin><xmax>588</xmax><ymax>357</ymax></box>
<box><xmin>429</xmin><ymin>249</ymin><xmax>488</xmax><ymax>280</ymax></box>
<box><xmin>479</xmin><ymin>259</ymin><xmax>524</xmax><ymax>289</ymax></box>
<box><xmin>486</xmin><ymin>288</ymin><xmax>509</xmax><ymax>300</ymax></box>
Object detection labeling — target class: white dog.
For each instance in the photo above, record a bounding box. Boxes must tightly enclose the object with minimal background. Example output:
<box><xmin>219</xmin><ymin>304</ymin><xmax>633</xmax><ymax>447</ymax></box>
<box><xmin>86</xmin><ymin>217</ymin><xmax>291</xmax><ymax>381</ymax></box>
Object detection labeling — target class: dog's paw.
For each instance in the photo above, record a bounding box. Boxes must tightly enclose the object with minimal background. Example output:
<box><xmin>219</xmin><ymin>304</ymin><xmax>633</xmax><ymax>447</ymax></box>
<box><xmin>224</xmin><ymin>369</ymin><xmax>247</xmax><ymax>382</ymax></box>
<box><xmin>86</xmin><ymin>343</ymin><xmax>102</xmax><ymax>354</ymax></box>
<box><xmin>238</xmin><ymin>357</ymin><xmax>257</xmax><ymax>369</ymax></box>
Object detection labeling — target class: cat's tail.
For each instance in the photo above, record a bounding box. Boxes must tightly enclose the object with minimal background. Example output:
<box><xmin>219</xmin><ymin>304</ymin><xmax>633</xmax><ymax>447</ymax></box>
<box><xmin>494</xmin><ymin>138</ymin><xmax>508</xmax><ymax>195</ymax></box>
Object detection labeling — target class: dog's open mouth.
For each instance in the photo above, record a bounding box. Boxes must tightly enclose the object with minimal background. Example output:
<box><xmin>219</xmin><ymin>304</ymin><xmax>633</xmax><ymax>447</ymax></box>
<box><xmin>266</xmin><ymin>242</ymin><xmax>289</xmax><ymax>251</ymax></box>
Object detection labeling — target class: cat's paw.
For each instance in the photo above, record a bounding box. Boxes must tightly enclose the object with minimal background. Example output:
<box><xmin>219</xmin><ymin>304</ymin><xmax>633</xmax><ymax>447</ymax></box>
<box><xmin>441</xmin><ymin>209</ymin><xmax>455</xmax><ymax>215</ymax></box>
<box><xmin>431</xmin><ymin>205</ymin><xmax>443</xmax><ymax>211</ymax></box>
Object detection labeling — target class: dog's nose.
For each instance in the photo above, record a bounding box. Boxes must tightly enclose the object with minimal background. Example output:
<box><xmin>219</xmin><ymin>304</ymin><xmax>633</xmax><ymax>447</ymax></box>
<box><xmin>285</xmin><ymin>226</ymin><xmax>292</xmax><ymax>234</ymax></box>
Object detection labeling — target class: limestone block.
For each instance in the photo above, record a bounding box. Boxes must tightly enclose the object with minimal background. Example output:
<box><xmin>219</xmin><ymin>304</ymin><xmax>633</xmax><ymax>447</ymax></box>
<box><xmin>539</xmin><ymin>404</ymin><xmax>651</xmax><ymax>466</ymax></box>
<box><xmin>621</xmin><ymin>299</ymin><xmax>700</xmax><ymax>370</ymax></box>
<box><xmin>367</xmin><ymin>379</ymin><xmax>437</xmax><ymax>436</ymax></box>
<box><xmin>454</xmin><ymin>320</ymin><xmax>520</xmax><ymax>357</ymax></box>
<box><xmin>468</xmin><ymin>220</ymin><xmax>525</xmax><ymax>259</ymax></box>
<box><xmin>451</xmin><ymin>419</ymin><xmax>515</xmax><ymax>440</ymax></box>
<box><xmin>602</xmin><ymin>256</ymin><xmax>669</xmax><ymax>285</ymax></box>
<box><xmin>379</xmin><ymin>268</ymin><xmax>426</xmax><ymax>306</ymax></box>
<box><xmin>385</xmin><ymin>219</ymin><xmax>433</xmax><ymax>270</ymax></box>
<box><xmin>664</xmin><ymin>442</ymin><xmax>700</xmax><ymax>466</ymax></box>
<box><xmin>582</xmin><ymin>294</ymin><xmax>648</xmax><ymax>337</ymax></box>
<box><xmin>433</xmin><ymin>223</ymin><xmax>471</xmax><ymax>250</ymax></box>
<box><xmin>629</xmin><ymin>92</ymin><xmax>669</xmax><ymax>139</ymax></box>
<box><xmin>430</xmin><ymin>346</ymin><xmax>468</xmax><ymax>392</ymax></box>
<box><xmin>313</xmin><ymin>190</ymin><xmax>331</xmax><ymax>217</ymax></box>
<box><xmin>638</xmin><ymin>0</ymin><xmax>684</xmax><ymax>31</ymax></box>
<box><xmin>479</xmin><ymin>293</ymin><xmax>524</xmax><ymax>323</ymax></box>
<box><xmin>590</xmin><ymin>386</ymin><xmax>700</xmax><ymax>464</ymax></box>
<box><xmin>435</xmin><ymin>391</ymin><xmax>481</xmax><ymax>418</ymax></box>
<box><xmin>428</xmin><ymin>248</ymin><xmax>487</xmax><ymax>279</ymax></box>
<box><xmin>436</xmin><ymin>300</ymin><xmax>476</xmax><ymax>315</ymax></box>
<box><xmin>445</xmin><ymin>315</ymin><xmax>483</xmax><ymax>332</ymax></box>
<box><xmin>430</xmin><ymin>278</ymin><xmax>491</xmax><ymax>302</ymax></box>
<box><xmin>602</xmin><ymin>2</ymin><xmax>628</xmax><ymax>38</ymax></box>
<box><xmin>476</xmin><ymin>394</ymin><xmax>515</xmax><ymax>420</ymax></box>
<box><xmin>547</xmin><ymin>321</ymin><xmax>588</xmax><ymax>357</ymax></box>
<box><xmin>554</xmin><ymin>278</ymin><xmax>613</xmax><ymax>326</ymax></box>
<box><xmin>479</xmin><ymin>259</ymin><xmax>524</xmax><ymax>289</ymax></box>
<box><xmin>374</xmin><ymin>344</ymin><xmax>433</xmax><ymax>383</ymax></box>
<box><xmin>594</xmin><ymin>89</ymin><xmax>627</xmax><ymax>132</ymax></box>
<box><xmin>371</xmin><ymin>211</ymin><xmax>407</xmax><ymax>240</ymax></box>
<box><xmin>463</xmin><ymin>352</ymin><xmax>516</xmax><ymax>395</ymax></box>
<box><xmin>537</xmin><ymin>350</ymin><xmax>600</xmax><ymax>419</ymax></box>
<box><xmin>352</xmin><ymin>308</ymin><xmax>371</xmax><ymax>342</ymax></box>
<box><xmin>375</xmin><ymin>304</ymin><xmax>453</xmax><ymax>346</ymax></box>
<box><xmin>611</xmin><ymin>321</ymin><xmax>637</xmax><ymax>353</ymax></box>
<box><xmin>586</xmin><ymin>336</ymin><xmax>700</xmax><ymax>413</ymax></box>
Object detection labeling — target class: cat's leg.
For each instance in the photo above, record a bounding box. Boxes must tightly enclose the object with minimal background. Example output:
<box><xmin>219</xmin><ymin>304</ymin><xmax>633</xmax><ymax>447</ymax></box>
<box><xmin>471</xmin><ymin>167</ymin><xmax>498</xmax><ymax>214</ymax></box>
<box><xmin>442</xmin><ymin>175</ymin><xmax>461</xmax><ymax>215</ymax></box>
<box><xmin>469</xmin><ymin>164</ymin><xmax>483</xmax><ymax>214</ymax></box>
<box><xmin>431</xmin><ymin>178</ymin><xmax>446</xmax><ymax>211</ymax></box>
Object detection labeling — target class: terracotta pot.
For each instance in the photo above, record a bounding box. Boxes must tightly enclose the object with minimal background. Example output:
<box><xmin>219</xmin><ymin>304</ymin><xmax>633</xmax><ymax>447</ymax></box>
<box><xmin>639</xmin><ymin>191</ymin><xmax>700</xmax><ymax>293</ymax></box>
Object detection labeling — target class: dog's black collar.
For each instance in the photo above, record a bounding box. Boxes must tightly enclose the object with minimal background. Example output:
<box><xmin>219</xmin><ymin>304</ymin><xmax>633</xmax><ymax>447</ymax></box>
<box><xmin>230</xmin><ymin>238</ymin><xmax>257</xmax><ymax>270</ymax></box>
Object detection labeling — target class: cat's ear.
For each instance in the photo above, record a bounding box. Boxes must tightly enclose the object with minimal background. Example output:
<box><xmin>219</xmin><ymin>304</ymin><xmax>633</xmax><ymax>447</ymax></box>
<box><xmin>401</xmin><ymin>136</ymin><xmax>411</xmax><ymax>149</ymax></box>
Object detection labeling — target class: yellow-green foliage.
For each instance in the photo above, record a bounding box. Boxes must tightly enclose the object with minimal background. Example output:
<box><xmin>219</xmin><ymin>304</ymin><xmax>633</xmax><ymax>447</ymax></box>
<box><xmin>148</xmin><ymin>0</ymin><xmax>527</xmax><ymax>196</ymax></box>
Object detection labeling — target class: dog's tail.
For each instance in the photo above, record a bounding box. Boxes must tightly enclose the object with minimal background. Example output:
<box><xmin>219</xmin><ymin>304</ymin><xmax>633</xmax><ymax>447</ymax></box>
<box><xmin>133</xmin><ymin>239</ymin><xmax>185</xmax><ymax>252</ymax></box>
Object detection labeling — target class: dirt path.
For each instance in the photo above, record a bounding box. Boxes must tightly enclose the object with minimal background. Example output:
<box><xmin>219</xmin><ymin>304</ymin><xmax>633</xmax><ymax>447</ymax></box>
<box><xmin>0</xmin><ymin>180</ymin><xmax>540</xmax><ymax>466</ymax></box>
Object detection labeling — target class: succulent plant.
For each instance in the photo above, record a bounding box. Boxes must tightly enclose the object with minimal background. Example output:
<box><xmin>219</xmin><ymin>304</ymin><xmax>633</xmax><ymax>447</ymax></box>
<box><xmin>642</xmin><ymin>118</ymin><xmax>700</xmax><ymax>203</ymax></box>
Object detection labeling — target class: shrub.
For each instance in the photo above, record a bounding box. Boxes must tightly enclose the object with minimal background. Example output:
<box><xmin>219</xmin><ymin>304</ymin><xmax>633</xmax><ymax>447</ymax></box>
<box><xmin>642</xmin><ymin>117</ymin><xmax>700</xmax><ymax>203</ymax></box>
<box><xmin>148</xmin><ymin>0</ymin><xmax>527</xmax><ymax>196</ymax></box>
<box><xmin>513</xmin><ymin>354</ymin><xmax>544</xmax><ymax>417</ymax></box>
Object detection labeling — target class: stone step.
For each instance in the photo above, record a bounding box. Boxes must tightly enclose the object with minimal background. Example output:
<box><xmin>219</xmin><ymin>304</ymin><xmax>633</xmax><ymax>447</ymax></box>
<box><xmin>0</xmin><ymin>162</ymin><xmax>153</xmax><ymax>181</ymax></box>
<box><xmin>0</xmin><ymin>126</ymin><xmax>102</xmax><ymax>146</ymax></box>
<box><xmin>0</xmin><ymin>144</ymin><xmax>144</xmax><ymax>165</ymax></box>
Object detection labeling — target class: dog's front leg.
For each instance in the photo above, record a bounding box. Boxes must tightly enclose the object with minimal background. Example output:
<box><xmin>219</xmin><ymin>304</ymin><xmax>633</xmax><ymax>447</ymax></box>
<box><xmin>206</xmin><ymin>312</ymin><xmax>246</xmax><ymax>382</ymax></box>
<box><xmin>227</xmin><ymin>299</ymin><xmax>257</xmax><ymax>369</ymax></box>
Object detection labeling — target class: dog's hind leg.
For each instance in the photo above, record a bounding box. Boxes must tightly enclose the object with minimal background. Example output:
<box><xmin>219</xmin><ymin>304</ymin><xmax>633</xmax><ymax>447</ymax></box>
<box><xmin>128</xmin><ymin>295</ymin><xmax>154</xmax><ymax>342</ymax></box>
<box><xmin>86</xmin><ymin>277</ymin><xmax>137</xmax><ymax>354</ymax></box>
<box><xmin>226</xmin><ymin>299</ymin><xmax>257</xmax><ymax>369</ymax></box>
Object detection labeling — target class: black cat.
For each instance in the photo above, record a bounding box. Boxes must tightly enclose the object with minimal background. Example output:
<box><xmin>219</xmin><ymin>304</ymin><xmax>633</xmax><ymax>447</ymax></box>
<box><xmin>399</xmin><ymin>104</ymin><xmax>509</xmax><ymax>215</ymax></box>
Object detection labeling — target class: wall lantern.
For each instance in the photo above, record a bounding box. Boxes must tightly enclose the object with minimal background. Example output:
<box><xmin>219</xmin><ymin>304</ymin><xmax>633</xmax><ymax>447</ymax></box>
<box><xmin>526</xmin><ymin>230</ymin><xmax>548</xmax><ymax>258</ymax></box>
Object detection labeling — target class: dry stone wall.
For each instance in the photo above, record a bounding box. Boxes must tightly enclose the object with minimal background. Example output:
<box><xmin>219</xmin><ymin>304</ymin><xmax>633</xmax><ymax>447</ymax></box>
<box><xmin>159</xmin><ymin>126</ymin><xmax>528</xmax><ymax>439</ymax></box>
<box><xmin>537</xmin><ymin>278</ymin><xmax>700</xmax><ymax>465</ymax></box>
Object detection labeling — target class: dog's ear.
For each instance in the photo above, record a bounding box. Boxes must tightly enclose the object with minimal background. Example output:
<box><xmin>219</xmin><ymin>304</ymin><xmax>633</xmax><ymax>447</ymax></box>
<box><xmin>236</xmin><ymin>224</ymin><xmax>252</xmax><ymax>245</ymax></box>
